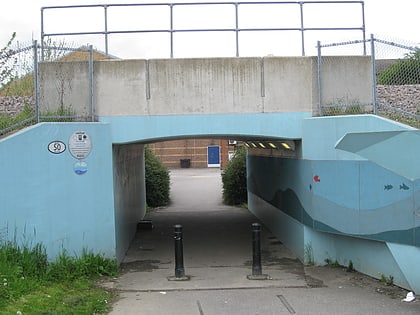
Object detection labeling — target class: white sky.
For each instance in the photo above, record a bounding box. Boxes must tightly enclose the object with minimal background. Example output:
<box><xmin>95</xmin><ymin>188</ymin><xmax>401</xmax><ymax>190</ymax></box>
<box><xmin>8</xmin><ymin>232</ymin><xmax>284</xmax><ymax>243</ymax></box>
<box><xmin>1</xmin><ymin>0</ymin><xmax>419</xmax><ymax>58</ymax></box>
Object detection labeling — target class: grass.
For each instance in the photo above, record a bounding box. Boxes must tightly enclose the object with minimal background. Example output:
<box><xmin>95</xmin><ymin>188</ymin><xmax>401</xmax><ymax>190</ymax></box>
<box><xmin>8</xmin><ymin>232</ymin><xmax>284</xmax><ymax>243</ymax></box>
<box><xmin>0</xmin><ymin>240</ymin><xmax>119</xmax><ymax>314</ymax></box>
<box><xmin>0</xmin><ymin>103</ymin><xmax>34</xmax><ymax>132</ymax></box>
<box><xmin>0</xmin><ymin>74</ymin><xmax>34</xmax><ymax>97</ymax></box>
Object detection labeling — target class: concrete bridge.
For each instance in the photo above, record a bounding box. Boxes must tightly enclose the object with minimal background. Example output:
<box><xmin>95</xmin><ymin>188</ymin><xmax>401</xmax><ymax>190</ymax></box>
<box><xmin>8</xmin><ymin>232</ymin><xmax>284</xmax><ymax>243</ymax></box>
<box><xmin>1</xmin><ymin>56</ymin><xmax>419</xmax><ymax>293</ymax></box>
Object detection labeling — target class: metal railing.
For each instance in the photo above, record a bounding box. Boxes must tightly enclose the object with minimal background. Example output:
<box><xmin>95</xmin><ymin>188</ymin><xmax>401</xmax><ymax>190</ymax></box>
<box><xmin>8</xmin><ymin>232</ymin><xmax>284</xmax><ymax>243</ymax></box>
<box><xmin>41</xmin><ymin>1</ymin><xmax>366</xmax><ymax>59</ymax></box>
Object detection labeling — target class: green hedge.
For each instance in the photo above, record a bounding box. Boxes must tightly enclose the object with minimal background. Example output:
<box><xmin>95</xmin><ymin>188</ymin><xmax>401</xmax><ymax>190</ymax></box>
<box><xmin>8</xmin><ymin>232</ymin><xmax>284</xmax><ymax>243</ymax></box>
<box><xmin>145</xmin><ymin>146</ymin><xmax>170</xmax><ymax>207</ymax></box>
<box><xmin>222</xmin><ymin>146</ymin><xmax>247</xmax><ymax>205</ymax></box>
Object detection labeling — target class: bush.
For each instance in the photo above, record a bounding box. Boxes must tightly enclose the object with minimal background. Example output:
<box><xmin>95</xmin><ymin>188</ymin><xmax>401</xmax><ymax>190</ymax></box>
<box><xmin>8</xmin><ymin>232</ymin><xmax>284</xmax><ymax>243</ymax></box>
<box><xmin>378</xmin><ymin>50</ymin><xmax>420</xmax><ymax>85</ymax></box>
<box><xmin>145</xmin><ymin>146</ymin><xmax>170</xmax><ymax>207</ymax></box>
<box><xmin>222</xmin><ymin>146</ymin><xmax>247</xmax><ymax>205</ymax></box>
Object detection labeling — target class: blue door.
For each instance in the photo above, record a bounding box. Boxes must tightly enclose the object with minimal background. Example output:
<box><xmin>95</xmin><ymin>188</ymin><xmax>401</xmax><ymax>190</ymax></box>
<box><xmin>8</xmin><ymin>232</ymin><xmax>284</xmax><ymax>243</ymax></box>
<box><xmin>207</xmin><ymin>146</ymin><xmax>220</xmax><ymax>167</ymax></box>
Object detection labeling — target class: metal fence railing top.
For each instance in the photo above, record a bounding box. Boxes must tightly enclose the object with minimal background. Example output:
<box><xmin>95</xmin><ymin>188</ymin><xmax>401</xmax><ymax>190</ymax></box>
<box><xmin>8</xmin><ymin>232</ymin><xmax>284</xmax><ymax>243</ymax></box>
<box><xmin>41</xmin><ymin>1</ymin><xmax>366</xmax><ymax>59</ymax></box>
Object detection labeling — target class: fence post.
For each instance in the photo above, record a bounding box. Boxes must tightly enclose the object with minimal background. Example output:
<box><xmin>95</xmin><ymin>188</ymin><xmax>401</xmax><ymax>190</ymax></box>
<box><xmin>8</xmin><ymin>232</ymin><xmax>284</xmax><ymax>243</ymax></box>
<box><xmin>235</xmin><ymin>2</ymin><xmax>239</xmax><ymax>57</ymax></box>
<box><xmin>299</xmin><ymin>2</ymin><xmax>305</xmax><ymax>56</ymax></box>
<box><xmin>317</xmin><ymin>40</ymin><xmax>323</xmax><ymax>116</ymax></box>
<box><xmin>370</xmin><ymin>34</ymin><xmax>378</xmax><ymax>115</ymax></box>
<box><xmin>88</xmin><ymin>45</ymin><xmax>94</xmax><ymax>121</ymax></box>
<box><xmin>33</xmin><ymin>40</ymin><xmax>39</xmax><ymax>123</ymax></box>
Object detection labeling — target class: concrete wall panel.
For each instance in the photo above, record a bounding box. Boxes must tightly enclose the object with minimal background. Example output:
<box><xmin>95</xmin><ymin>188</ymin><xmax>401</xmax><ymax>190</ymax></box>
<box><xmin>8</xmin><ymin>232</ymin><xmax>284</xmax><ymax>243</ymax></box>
<box><xmin>321</xmin><ymin>56</ymin><xmax>372</xmax><ymax>107</ymax></box>
<box><xmin>263</xmin><ymin>57</ymin><xmax>317</xmax><ymax>113</ymax></box>
<box><xmin>94</xmin><ymin>60</ymin><xmax>147</xmax><ymax>116</ymax></box>
<box><xmin>148</xmin><ymin>58</ymin><xmax>262</xmax><ymax>115</ymax></box>
<box><xmin>39</xmin><ymin>62</ymin><xmax>90</xmax><ymax>115</ymax></box>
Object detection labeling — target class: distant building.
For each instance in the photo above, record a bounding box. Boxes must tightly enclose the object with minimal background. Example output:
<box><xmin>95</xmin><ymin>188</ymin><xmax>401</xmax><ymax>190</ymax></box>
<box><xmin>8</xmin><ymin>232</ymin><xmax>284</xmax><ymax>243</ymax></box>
<box><xmin>149</xmin><ymin>139</ymin><xmax>239</xmax><ymax>169</ymax></box>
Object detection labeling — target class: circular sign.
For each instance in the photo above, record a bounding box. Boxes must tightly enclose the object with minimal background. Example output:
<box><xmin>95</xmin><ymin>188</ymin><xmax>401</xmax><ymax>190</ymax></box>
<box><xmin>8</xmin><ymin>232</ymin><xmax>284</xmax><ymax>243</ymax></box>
<box><xmin>74</xmin><ymin>161</ymin><xmax>88</xmax><ymax>175</ymax></box>
<box><xmin>48</xmin><ymin>141</ymin><xmax>66</xmax><ymax>154</ymax></box>
<box><xmin>69</xmin><ymin>131</ymin><xmax>92</xmax><ymax>160</ymax></box>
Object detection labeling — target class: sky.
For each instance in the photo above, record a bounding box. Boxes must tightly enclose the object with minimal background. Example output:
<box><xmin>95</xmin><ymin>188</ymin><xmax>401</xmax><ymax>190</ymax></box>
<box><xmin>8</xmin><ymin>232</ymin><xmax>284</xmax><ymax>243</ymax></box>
<box><xmin>1</xmin><ymin>0</ymin><xmax>419</xmax><ymax>59</ymax></box>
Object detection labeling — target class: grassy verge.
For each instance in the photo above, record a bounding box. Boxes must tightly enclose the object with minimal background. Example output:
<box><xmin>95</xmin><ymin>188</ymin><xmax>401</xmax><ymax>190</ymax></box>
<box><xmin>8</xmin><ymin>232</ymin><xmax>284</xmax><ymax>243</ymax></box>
<box><xmin>0</xmin><ymin>241</ymin><xmax>119</xmax><ymax>314</ymax></box>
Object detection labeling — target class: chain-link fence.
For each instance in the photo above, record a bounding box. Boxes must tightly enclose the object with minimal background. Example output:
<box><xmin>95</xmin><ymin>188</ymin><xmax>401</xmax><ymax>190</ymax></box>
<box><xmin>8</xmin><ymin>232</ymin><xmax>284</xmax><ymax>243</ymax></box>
<box><xmin>373</xmin><ymin>37</ymin><xmax>420</xmax><ymax>128</ymax></box>
<box><xmin>1</xmin><ymin>34</ymin><xmax>419</xmax><ymax>137</ymax></box>
<box><xmin>318</xmin><ymin>35</ymin><xmax>420</xmax><ymax>129</ymax></box>
<box><xmin>0</xmin><ymin>39</ymin><xmax>37</xmax><ymax>136</ymax></box>
<box><xmin>0</xmin><ymin>40</ymin><xmax>95</xmax><ymax>137</ymax></box>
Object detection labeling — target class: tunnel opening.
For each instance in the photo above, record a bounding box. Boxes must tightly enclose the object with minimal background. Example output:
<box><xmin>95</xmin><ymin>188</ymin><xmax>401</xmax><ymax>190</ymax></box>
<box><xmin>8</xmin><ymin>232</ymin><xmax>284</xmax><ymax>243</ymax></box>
<box><xmin>115</xmin><ymin>135</ymin><xmax>307</xmax><ymax>290</ymax></box>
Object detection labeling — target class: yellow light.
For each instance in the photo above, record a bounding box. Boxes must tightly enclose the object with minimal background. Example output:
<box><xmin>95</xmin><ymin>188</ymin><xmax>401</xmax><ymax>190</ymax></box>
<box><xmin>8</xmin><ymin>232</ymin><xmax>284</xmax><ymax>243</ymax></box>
<box><xmin>281</xmin><ymin>142</ymin><xmax>291</xmax><ymax>149</ymax></box>
<box><xmin>251</xmin><ymin>142</ymin><xmax>257</xmax><ymax>148</ymax></box>
<box><xmin>258</xmin><ymin>142</ymin><xmax>266</xmax><ymax>148</ymax></box>
<box><xmin>268</xmin><ymin>142</ymin><xmax>277</xmax><ymax>149</ymax></box>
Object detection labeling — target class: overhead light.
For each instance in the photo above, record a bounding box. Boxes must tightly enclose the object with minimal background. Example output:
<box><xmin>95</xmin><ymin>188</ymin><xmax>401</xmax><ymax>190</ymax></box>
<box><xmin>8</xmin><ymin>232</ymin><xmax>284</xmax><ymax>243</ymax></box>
<box><xmin>244</xmin><ymin>143</ymin><xmax>250</xmax><ymax>147</ymax></box>
<box><xmin>258</xmin><ymin>142</ymin><xmax>266</xmax><ymax>148</ymax></box>
<box><xmin>281</xmin><ymin>142</ymin><xmax>291</xmax><ymax>149</ymax></box>
<box><xmin>251</xmin><ymin>142</ymin><xmax>257</xmax><ymax>148</ymax></box>
<box><xmin>268</xmin><ymin>142</ymin><xmax>277</xmax><ymax>149</ymax></box>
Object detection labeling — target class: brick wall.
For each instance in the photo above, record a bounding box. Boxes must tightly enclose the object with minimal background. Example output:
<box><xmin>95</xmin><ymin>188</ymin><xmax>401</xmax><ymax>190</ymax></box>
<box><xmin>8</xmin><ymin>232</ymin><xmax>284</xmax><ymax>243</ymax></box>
<box><xmin>149</xmin><ymin>139</ymin><xmax>236</xmax><ymax>169</ymax></box>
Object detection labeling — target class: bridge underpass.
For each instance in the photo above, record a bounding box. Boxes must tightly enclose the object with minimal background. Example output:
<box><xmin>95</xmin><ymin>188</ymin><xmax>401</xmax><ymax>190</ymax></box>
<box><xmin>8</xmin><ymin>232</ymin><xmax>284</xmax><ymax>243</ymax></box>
<box><xmin>1</xmin><ymin>56</ymin><xmax>420</xmax><ymax>294</ymax></box>
<box><xmin>118</xmin><ymin>167</ymin><xmax>308</xmax><ymax>290</ymax></box>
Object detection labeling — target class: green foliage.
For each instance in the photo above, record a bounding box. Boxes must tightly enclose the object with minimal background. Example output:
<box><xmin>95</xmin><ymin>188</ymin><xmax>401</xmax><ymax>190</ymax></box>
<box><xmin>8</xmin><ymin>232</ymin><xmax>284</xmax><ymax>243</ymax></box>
<box><xmin>0</xmin><ymin>239</ymin><xmax>118</xmax><ymax>313</ymax></box>
<box><xmin>0</xmin><ymin>73</ymin><xmax>33</xmax><ymax>96</ymax></box>
<box><xmin>324</xmin><ymin>258</ymin><xmax>341</xmax><ymax>268</ymax></box>
<box><xmin>322</xmin><ymin>97</ymin><xmax>368</xmax><ymax>116</ymax></box>
<box><xmin>378</xmin><ymin>50</ymin><xmax>420</xmax><ymax>85</ymax></box>
<box><xmin>304</xmin><ymin>243</ymin><xmax>314</xmax><ymax>265</ymax></box>
<box><xmin>145</xmin><ymin>146</ymin><xmax>170</xmax><ymax>207</ymax></box>
<box><xmin>0</xmin><ymin>103</ymin><xmax>34</xmax><ymax>132</ymax></box>
<box><xmin>378</xmin><ymin>272</ymin><xmax>394</xmax><ymax>286</ymax></box>
<box><xmin>221</xmin><ymin>146</ymin><xmax>247</xmax><ymax>205</ymax></box>
<box><xmin>0</xmin><ymin>32</ymin><xmax>17</xmax><ymax>88</ymax></box>
<box><xmin>47</xmin><ymin>249</ymin><xmax>119</xmax><ymax>282</ymax></box>
<box><xmin>347</xmin><ymin>260</ymin><xmax>355</xmax><ymax>272</ymax></box>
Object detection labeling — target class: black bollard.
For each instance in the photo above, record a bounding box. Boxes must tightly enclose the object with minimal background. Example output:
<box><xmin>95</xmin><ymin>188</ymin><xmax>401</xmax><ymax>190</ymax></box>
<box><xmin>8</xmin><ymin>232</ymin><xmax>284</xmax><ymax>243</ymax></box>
<box><xmin>251</xmin><ymin>223</ymin><xmax>262</xmax><ymax>276</ymax></box>
<box><xmin>174</xmin><ymin>224</ymin><xmax>185</xmax><ymax>278</ymax></box>
<box><xmin>247</xmin><ymin>222</ymin><xmax>270</xmax><ymax>280</ymax></box>
<box><xmin>168</xmin><ymin>224</ymin><xmax>190</xmax><ymax>281</ymax></box>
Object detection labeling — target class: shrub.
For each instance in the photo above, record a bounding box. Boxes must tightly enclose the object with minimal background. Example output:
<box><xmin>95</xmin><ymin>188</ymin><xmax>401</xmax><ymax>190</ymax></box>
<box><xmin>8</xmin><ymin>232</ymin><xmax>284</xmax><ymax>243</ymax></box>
<box><xmin>222</xmin><ymin>146</ymin><xmax>247</xmax><ymax>205</ymax></box>
<box><xmin>145</xmin><ymin>146</ymin><xmax>170</xmax><ymax>207</ymax></box>
<box><xmin>378</xmin><ymin>50</ymin><xmax>420</xmax><ymax>85</ymax></box>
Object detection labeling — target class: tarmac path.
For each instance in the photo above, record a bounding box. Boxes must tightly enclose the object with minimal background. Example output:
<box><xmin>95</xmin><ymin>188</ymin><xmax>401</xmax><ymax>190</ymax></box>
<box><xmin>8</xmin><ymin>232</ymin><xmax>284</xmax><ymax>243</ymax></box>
<box><xmin>106</xmin><ymin>168</ymin><xmax>419</xmax><ymax>315</ymax></box>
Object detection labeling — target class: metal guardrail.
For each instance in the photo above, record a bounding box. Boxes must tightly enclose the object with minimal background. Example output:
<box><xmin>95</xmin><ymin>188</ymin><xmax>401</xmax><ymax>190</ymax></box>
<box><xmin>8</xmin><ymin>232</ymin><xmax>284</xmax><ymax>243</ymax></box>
<box><xmin>41</xmin><ymin>1</ymin><xmax>366</xmax><ymax>59</ymax></box>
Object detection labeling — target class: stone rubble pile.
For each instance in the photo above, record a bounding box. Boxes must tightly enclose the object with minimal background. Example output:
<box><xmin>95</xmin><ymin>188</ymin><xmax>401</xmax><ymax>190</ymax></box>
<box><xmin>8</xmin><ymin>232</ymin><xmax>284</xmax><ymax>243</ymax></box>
<box><xmin>0</xmin><ymin>96</ymin><xmax>34</xmax><ymax>116</ymax></box>
<box><xmin>377</xmin><ymin>84</ymin><xmax>420</xmax><ymax>116</ymax></box>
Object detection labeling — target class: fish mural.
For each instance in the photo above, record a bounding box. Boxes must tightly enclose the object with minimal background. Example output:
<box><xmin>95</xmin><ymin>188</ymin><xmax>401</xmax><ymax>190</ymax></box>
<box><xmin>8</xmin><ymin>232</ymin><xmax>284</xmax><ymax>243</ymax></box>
<box><xmin>384</xmin><ymin>185</ymin><xmax>393</xmax><ymax>190</ymax></box>
<box><xmin>400</xmin><ymin>183</ymin><xmax>410</xmax><ymax>190</ymax></box>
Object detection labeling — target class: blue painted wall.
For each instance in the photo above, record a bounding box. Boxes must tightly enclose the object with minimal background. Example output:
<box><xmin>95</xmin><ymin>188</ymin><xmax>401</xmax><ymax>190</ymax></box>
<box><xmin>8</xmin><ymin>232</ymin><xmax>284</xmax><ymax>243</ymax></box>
<box><xmin>99</xmin><ymin>112</ymin><xmax>311</xmax><ymax>143</ymax></box>
<box><xmin>248</xmin><ymin>115</ymin><xmax>420</xmax><ymax>292</ymax></box>
<box><xmin>0</xmin><ymin>123</ymin><xmax>117</xmax><ymax>260</ymax></box>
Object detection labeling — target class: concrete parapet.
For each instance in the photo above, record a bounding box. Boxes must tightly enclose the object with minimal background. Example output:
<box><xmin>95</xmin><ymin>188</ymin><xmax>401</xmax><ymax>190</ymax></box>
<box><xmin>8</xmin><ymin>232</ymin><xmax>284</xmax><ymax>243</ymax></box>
<box><xmin>39</xmin><ymin>56</ymin><xmax>372</xmax><ymax>118</ymax></box>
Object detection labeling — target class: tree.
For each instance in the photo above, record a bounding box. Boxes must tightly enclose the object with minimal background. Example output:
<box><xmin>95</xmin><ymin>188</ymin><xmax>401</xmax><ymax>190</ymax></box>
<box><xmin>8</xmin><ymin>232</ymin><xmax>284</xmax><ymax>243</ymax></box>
<box><xmin>0</xmin><ymin>32</ymin><xmax>17</xmax><ymax>87</ymax></box>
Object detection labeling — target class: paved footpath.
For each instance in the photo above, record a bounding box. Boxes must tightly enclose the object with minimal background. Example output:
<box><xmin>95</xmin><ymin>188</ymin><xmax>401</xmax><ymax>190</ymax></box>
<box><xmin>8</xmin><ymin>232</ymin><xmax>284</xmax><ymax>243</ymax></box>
<box><xmin>106</xmin><ymin>168</ymin><xmax>419</xmax><ymax>315</ymax></box>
